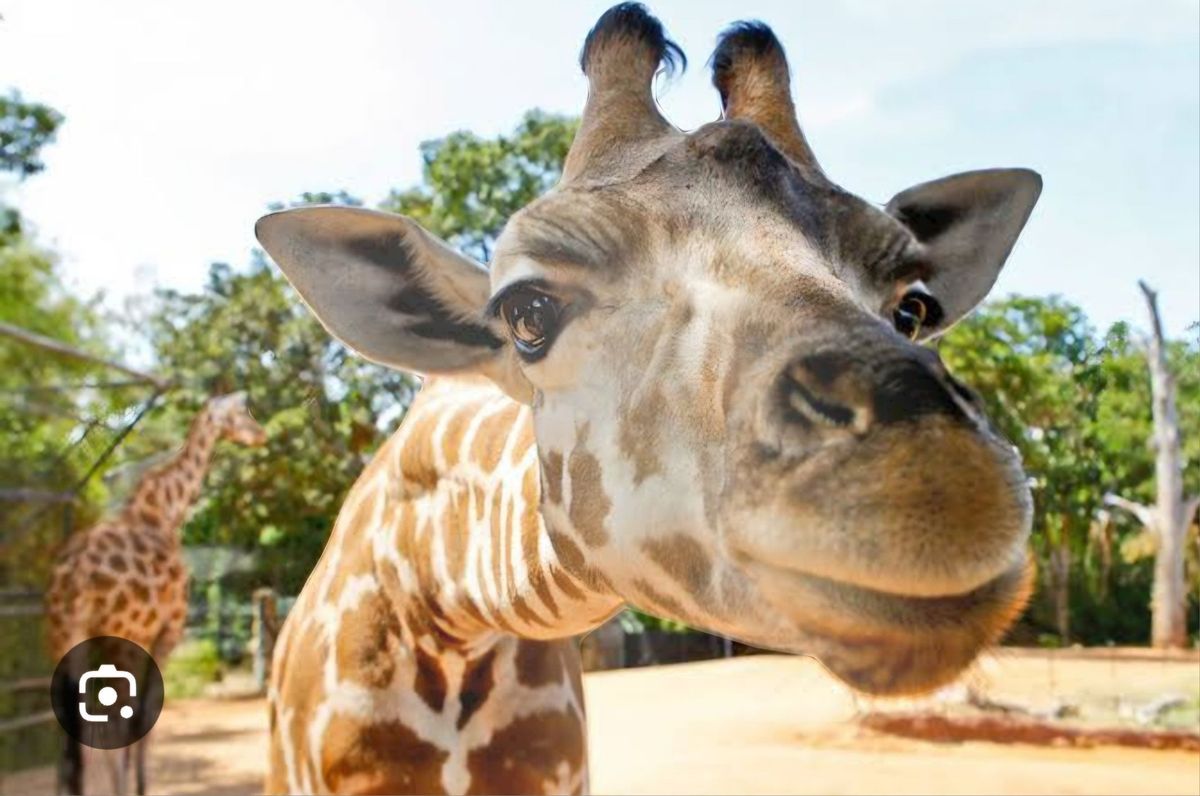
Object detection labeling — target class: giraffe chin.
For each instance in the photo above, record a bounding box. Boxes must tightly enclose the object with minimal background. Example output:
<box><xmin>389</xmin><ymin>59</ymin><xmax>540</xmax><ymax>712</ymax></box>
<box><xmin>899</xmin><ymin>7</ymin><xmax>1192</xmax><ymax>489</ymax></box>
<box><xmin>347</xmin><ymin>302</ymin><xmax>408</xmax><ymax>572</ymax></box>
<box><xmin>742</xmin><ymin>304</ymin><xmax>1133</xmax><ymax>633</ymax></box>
<box><xmin>755</xmin><ymin>554</ymin><xmax>1034</xmax><ymax>696</ymax></box>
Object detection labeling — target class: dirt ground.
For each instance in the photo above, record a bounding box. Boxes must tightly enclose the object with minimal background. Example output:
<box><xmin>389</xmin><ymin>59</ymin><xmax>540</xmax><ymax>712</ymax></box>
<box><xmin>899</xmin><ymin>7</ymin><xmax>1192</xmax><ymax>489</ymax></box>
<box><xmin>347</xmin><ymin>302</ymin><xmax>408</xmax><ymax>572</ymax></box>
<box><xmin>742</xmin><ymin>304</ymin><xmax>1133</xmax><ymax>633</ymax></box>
<box><xmin>5</xmin><ymin>648</ymin><xmax>1198</xmax><ymax>795</ymax></box>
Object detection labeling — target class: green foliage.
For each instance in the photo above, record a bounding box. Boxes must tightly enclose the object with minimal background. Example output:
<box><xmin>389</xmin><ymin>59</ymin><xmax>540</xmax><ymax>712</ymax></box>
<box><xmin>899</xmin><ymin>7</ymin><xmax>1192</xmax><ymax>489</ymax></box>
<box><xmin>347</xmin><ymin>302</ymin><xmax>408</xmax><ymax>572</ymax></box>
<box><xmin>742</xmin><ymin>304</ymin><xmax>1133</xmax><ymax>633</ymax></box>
<box><xmin>626</xmin><ymin>608</ymin><xmax>691</xmax><ymax>634</ymax></box>
<box><xmin>941</xmin><ymin>296</ymin><xmax>1200</xmax><ymax>644</ymax></box>
<box><xmin>381</xmin><ymin>110</ymin><xmax>578</xmax><ymax>261</ymax></box>
<box><xmin>162</xmin><ymin>638</ymin><xmax>222</xmax><ymax>699</ymax></box>
<box><xmin>126</xmin><ymin>112</ymin><xmax>579</xmax><ymax>601</ymax></box>
<box><xmin>0</xmin><ymin>90</ymin><xmax>64</xmax><ymax>181</ymax></box>
<box><xmin>129</xmin><ymin>256</ymin><xmax>418</xmax><ymax>595</ymax></box>
<box><xmin>0</xmin><ymin>94</ymin><xmax>128</xmax><ymax>588</ymax></box>
<box><xmin>0</xmin><ymin>227</ymin><xmax>107</xmax><ymax>582</ymax></box>
<box><xmin>267</xmin><ymin>190</ymin><xmax>363</xmax><ymax>211</ymax></box>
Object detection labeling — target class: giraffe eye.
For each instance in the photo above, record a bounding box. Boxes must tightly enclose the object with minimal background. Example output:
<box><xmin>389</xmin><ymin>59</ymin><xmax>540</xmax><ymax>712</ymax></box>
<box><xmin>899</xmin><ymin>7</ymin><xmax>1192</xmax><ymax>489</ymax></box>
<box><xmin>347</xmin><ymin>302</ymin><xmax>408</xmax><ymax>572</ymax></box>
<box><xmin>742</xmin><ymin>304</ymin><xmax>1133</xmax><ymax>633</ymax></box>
<box><xmin>500</xmin><ymin>289</ymin><xmax>561</xmax><ymax>360</ymax></box>
<box><xmin>893</xmin><ymin>290</ymin><xmax>941</xmax><ymax>340</ymax></box>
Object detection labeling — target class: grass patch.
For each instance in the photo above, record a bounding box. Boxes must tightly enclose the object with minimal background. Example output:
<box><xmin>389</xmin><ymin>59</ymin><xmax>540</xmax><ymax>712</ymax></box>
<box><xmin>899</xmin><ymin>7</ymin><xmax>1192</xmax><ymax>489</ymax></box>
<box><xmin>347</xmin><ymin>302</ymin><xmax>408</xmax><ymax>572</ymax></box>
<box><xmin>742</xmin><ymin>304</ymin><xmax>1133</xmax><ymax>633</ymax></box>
<box><xmin>163</xmin><ymin>638</ymin><xmax>222</xmax><ymax>699</ymax></box>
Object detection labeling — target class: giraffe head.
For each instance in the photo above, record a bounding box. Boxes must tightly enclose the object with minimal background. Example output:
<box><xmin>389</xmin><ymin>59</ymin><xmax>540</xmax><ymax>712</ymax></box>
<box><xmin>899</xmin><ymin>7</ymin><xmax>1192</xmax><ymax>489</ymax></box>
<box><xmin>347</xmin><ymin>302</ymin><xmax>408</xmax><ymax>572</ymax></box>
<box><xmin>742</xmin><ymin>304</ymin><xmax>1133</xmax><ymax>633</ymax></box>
<box><xmin>256</xmin><ymin>4</ymin><xmax>1040</xmax><ymax>695</ymax></box>
<box><xmin>209</xmin><ymin>392</ymin><xmax>268</xmax><ymax>447</ymax></box>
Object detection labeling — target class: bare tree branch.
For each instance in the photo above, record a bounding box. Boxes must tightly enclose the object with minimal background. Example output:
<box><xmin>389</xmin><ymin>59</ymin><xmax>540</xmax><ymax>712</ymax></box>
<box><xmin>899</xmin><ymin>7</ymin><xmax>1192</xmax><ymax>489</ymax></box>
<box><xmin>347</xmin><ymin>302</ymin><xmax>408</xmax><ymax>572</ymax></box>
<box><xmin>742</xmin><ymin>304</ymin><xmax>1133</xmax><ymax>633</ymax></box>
<box><xmin>1104</xmin><ymin>493</ymin><xmax>1156</xmax><ymax>529</ymax></box>
<box><xmin>1137</xmin><ymin>281</ymin><xmax>1189</xmax><ymax>647</ymax></box>
<box><xmin>1138</xmin><ymin>280</ymin><xmax>1165</xmax><ymax>342</ymax></box>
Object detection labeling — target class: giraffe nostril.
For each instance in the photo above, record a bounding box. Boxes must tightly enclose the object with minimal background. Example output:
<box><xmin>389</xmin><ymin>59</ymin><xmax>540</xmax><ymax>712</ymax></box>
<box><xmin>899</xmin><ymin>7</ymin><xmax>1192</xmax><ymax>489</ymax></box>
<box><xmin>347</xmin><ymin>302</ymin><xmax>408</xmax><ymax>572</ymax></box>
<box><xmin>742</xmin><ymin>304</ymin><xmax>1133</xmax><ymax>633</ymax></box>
<box><xmin>786</xmin><ymin>379</ymin><xmax>856</xmax><ymax>428</ymax></box>
<box><xmin>782</xmin><ymin>358</ymin><xmax>860</xmax><ymax>430</ymax></box>
<box><xmin>872</xmin><ymin>359</ymin><xmax>966</xmax><ymax>425</ymax></box>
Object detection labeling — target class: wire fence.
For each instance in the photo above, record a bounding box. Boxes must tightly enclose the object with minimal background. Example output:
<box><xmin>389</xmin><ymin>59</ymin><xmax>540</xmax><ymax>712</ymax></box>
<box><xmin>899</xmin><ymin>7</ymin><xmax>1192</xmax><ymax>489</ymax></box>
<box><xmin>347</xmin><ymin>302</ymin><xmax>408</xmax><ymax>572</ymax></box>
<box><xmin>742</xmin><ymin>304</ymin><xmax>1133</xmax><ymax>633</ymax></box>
<box><xmin>0</xmin><ymin>322</ymin><xmax>168</xmax><ymax>775</ymax></box>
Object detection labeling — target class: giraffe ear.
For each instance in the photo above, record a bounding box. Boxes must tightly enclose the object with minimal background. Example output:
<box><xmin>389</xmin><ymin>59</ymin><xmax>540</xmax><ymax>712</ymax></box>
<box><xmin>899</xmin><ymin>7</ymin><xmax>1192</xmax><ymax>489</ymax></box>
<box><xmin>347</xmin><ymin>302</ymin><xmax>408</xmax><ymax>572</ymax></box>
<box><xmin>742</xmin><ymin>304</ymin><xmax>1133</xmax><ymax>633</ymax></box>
<box><xmin>256</xmin><ymin>206</ymin><xmax>531</xmax><ymax>399</ymax></box>
<box><xmin>886</xmin><ymin>168</ymin><xmax>1041</xmax><ymax>337</ymax></box>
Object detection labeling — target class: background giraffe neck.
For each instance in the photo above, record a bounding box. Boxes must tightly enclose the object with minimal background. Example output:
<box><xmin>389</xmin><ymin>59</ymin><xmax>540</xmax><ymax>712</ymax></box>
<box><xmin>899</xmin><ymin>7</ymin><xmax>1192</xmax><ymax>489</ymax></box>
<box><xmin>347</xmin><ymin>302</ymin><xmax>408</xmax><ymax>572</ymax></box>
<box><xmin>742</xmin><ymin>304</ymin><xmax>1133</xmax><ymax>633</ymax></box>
<box><xmin>363</xmin><ymin>380</ymin><xmax>623</xmax><ymax>647</ymax></box>
<box><xmin>123</xmin><ymin>404</ymin><xmax>222</xmax><ymax>533</ymax></box>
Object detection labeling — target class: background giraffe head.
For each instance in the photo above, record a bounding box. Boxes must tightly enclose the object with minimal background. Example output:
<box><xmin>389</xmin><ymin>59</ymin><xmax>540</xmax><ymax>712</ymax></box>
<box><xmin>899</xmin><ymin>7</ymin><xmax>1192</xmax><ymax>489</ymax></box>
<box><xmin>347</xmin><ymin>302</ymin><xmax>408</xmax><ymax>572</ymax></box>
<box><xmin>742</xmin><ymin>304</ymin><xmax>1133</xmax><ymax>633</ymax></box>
<box><xmin>209</xmin><ymin>391</ymin><xmax>268</xmax><ymax>447</ymax></box>
<box><xmin>255</xmin><ymin>4</ymin><xmax>1041</xmax><ymax>695</ymax></box>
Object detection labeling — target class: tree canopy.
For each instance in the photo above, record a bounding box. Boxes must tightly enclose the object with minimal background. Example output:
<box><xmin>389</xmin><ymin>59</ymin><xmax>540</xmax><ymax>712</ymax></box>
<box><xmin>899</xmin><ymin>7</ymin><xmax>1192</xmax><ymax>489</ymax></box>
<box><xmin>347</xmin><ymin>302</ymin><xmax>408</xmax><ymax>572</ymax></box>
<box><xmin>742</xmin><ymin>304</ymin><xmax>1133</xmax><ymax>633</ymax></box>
<box><xmin>0</xmin><ymin>92</ymin><xmax>117</xmax><ymax>585</ymax></box>
<box><xmin>0</xmin><ymin>90</ymin><xmax>63</xmax><ymax>182</ymax></box>
<box><xmin>940</xmin><ymin>297</ymin><xmax>1199</xmax><ymax>644</ymax></box>
<box><xmin>122</xmin><ymin>112</ymin><xmax>579</xmax><ymax>595</ymax></box>
<box><xmin>382</xmin><ymin>110</ymin><xmax>578</xmax><ymax>261</ymax></box>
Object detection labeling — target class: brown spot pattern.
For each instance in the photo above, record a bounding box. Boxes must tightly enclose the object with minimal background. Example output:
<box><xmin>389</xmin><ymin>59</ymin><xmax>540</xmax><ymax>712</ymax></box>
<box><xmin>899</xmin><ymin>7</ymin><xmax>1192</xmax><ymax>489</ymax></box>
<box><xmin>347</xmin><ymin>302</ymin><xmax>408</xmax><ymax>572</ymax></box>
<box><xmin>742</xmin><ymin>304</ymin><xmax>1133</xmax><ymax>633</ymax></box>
<box><xmin>540</xmin><ymin>450</ymin><xmax>564</xmax><ymax>506</ymax></box>
<box><xmin>457</xmin><ymin>648</ymin><xmax>497</xmax><ymax>730</ymax></box>
<box><xmin>465</xmin><ymin>709</ymin><xmax>584</xmax><ymax>796</ymax></box>
<box><xmin>322</xmin><ymin>714</ymin><xmax>449</xmax><ymax>795</ymax></box>
<box><xmin>520</xmin><ymin>467</ymin><xmax>560</xmax><ymax>618</ymax></box>
<box><xmin>549</xmin><ymin>531</ymin><xmax>614</xmax><ymax>594</ymax></box>
<box><xmin>633</xmin><ymin>578</ymin><xmax>693</xmax><ymax>624</ymax></box>
<box><xmin>641</xmin><ymin>534</ymin><xmax>715</xmax><ymax>609</ymax></box>
<box><xmin>567</xmin><ymin>435</ymin><xmax>611</xmax><ymax>547</ymax></box>
<box><xmin>515</xmin><ymin>641</ymin><xmax>566</xmax><ymax>689</ymax></box>
<box><xmin>617</xmin><ymin>387</ymin><xmax>666</xmax><ymax>484</ymax></box>
<box><xmin>338</xmin><ymin>588</ymin><xmax>403</xmax><ymax>691</ymax></box>
<box><xmin>413</xmin><ymin>644</ymin><xmax>449</xmax><ymax>712</ymax></box>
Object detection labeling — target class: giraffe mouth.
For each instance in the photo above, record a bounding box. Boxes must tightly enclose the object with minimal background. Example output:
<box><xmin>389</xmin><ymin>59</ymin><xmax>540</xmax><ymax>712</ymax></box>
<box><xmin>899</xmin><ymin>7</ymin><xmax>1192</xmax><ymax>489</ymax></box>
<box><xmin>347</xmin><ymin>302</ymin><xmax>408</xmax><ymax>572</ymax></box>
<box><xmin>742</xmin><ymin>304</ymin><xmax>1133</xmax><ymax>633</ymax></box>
<box><xmin>748</xmin><ymin>553</ymin><xmax>1033</xmax><ymax>695</ymax></box>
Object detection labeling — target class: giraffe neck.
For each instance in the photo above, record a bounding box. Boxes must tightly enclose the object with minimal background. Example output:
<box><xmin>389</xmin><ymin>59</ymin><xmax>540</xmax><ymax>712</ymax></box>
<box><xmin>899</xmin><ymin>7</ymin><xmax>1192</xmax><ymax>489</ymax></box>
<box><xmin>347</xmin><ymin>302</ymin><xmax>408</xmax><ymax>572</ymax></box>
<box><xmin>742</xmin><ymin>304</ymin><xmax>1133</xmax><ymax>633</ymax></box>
<box><xmin>343</xmin><ymin>378</ymin><xmax>623</xmax><ymax>650</ymax></box>
<box><xmin>123</xmin><ymin>404</ymin><xmax>222</xmax><ymax>533</ymax></box>
<box><xmin>271</xmin><ymin>379</ymin><xmax>609</xmax><ymax>793</ymax></box>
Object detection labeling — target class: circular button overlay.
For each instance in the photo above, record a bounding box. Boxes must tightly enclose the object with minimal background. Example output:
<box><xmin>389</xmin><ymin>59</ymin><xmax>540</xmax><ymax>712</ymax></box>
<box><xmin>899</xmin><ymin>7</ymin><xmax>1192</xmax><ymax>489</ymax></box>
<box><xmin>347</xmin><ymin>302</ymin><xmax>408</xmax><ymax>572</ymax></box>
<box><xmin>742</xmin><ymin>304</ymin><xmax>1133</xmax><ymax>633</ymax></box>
<box><xmin>50</xmin><ymin>636</ymin><xmax>164</xmax><ymax>749</ymax></box>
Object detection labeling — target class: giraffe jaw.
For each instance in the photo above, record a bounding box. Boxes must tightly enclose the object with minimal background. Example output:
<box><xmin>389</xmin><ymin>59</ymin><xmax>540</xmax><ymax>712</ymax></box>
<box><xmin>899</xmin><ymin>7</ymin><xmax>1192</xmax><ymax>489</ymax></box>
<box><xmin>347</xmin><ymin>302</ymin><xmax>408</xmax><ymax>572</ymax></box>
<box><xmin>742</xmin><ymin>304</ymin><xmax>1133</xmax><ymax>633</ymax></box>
<box><xmin>748</xmin><ymin>552</ymin><xmax>1034</xmax><ymax>696</ymax></box>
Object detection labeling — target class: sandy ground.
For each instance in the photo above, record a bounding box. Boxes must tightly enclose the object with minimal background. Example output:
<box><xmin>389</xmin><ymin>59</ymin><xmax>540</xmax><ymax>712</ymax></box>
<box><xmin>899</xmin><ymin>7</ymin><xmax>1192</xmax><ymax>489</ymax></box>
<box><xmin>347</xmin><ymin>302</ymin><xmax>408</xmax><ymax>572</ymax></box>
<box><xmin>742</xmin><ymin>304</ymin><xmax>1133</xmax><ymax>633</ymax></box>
<box><xmin>5</xmin><ymin>649</ymin><xmax>1198</xmax><ymax>795</ymax></box>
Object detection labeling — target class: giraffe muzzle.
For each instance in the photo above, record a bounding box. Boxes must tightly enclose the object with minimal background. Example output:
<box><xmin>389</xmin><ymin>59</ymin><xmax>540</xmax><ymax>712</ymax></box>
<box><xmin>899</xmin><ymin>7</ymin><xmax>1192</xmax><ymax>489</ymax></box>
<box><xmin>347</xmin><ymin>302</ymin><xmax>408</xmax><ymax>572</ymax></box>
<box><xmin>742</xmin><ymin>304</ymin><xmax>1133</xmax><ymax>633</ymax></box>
<box><xmin>746</xmin><ymin>549</ymin><xmax>1034</xmax><ymax>695</ymax></box>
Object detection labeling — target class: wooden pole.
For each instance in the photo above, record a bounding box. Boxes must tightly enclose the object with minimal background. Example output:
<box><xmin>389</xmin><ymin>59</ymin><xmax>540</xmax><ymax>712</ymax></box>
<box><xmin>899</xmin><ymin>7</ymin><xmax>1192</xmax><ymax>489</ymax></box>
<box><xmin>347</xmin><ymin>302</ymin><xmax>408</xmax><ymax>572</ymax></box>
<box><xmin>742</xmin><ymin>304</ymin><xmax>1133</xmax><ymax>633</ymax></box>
<box><xmin>252</xmin><ymin>588</ymin><xmax>279</xmax><ymax>693</ymax></box>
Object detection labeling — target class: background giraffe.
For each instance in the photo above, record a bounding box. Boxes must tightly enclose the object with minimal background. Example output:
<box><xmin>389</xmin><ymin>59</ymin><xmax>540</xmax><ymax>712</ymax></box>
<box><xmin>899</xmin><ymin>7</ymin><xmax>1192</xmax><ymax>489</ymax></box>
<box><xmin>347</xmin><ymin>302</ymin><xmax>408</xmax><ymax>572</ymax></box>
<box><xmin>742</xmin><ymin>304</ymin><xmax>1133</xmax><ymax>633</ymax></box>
<box><xmin>45</xmin><ymin>391</ymin><xmax>266</xmax><ymax>795</ymax></box>
<box><xmin>255</xmin><ymin>4</ymin><xmax>1041</xmax><ymax>794</ymax></box>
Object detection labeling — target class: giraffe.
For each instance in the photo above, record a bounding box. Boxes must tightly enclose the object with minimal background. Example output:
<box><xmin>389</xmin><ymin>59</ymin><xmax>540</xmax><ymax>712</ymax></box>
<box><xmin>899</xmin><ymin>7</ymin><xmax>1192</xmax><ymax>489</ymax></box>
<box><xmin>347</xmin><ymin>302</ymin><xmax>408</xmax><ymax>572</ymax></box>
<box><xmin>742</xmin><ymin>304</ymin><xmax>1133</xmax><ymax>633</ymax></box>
<box><xmin>45</xmin><ymin>391</ymin><xmax>266</xmax><ymax>795</ymax></box>
<box><xmin>254</xmin><ymin>5</ymin><xmax>1042</xmax><ymax>794</ymax></box>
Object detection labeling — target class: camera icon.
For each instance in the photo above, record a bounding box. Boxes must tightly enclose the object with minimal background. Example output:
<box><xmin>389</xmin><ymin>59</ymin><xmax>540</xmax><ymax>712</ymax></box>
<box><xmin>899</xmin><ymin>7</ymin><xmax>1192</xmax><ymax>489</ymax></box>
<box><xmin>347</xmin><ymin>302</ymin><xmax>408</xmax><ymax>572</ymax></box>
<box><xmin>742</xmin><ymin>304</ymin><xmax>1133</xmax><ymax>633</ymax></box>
<box><xmin>52</xmin><ymin>636</ymin><xmax>163</xmax><ymax>750</ymax></box>
<box><xmin>78</xmin><ymin>663</ymin><xmax>137</xmax><ymax>723</ymax></box>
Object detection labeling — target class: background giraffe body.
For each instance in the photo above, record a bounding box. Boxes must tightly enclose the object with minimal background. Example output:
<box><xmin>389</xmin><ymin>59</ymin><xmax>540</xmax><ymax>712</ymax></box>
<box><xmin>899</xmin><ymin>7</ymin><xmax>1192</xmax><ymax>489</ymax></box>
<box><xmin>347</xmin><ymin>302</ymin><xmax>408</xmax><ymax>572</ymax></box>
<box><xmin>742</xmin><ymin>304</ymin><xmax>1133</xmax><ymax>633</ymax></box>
<box><xmin>260</xmin><ymin>4</ymin><xmax>1043</xmax><ymax>794</ymax></box>
<box><xmin>45</xmin><ymin>392</ymin><xmax>265</xmax><ymax>794</ymax></box>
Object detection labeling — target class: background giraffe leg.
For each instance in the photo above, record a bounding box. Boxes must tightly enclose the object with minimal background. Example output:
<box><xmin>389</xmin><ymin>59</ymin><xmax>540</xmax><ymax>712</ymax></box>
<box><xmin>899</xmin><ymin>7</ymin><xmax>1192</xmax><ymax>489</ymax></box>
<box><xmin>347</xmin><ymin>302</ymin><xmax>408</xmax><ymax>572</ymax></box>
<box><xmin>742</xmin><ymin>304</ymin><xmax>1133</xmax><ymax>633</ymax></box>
<box><xmin>131</xmin><ymin>627</ymin><xmax>173</xmax><ymax>796</ymax></box>
<box><xmin>55</xmin><ymin>723</ymin><xmax>83</xmax><ymax>795</ymax></box>
<box><xmin>102</xmin><ymin>748</ymin><xmax>123</xmax><ymax>796</ymax></box>
<box><xmin>133</xmin><ymin>736</ymin><xmax>148</xmax><ymax>796</ymax></box>
<box><xmin>55</xmin><ymin>655</ymin><xmax>84</xmax><ymax>795</ymax></box>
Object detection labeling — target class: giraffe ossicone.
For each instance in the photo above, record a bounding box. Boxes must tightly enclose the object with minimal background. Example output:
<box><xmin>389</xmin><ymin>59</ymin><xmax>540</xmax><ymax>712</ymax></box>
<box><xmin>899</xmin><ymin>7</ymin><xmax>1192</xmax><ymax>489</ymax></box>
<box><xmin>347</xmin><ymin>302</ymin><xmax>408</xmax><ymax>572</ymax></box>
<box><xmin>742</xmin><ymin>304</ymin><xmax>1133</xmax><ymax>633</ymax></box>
<box><xmin>256</xmin><ymin>4</ymin><xmax>1041</xmax><ymax>794</ymax></box>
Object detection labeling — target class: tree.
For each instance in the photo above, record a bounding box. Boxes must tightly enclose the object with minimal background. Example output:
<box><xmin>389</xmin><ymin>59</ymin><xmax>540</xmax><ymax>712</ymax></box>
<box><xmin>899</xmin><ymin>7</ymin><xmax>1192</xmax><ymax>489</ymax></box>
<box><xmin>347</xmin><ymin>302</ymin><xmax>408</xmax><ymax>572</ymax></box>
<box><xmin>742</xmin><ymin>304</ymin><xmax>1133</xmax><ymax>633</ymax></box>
<box><xmin>381</xmin><ymin>110</ymin><xmax>578</xmax><ymax>261</ymax></box>
<box><xmin>131</xmin><ymin>256</ymin><xmax>417</xmax><ymax>595</ymax></box>
<box><xmin>0</xmin><ymin>94</ymin><xmax>123</xmax><ymax>585</ymax></box>
<box><xmin>126</xmin><ymin>112</ymin><xmax>580</xmax><ymax>597</ymax></box>
<box><xmin>941</xmin><ymin>295</ymin><xmax>1199</xmax><ymax>645</ymax></box>
<box><xmin>1104</xmin><ymin>283</ymin><xmax>1200</xmax><ymax>648</ymax></box>
<box><xmin>0</xmin><ymin>90</ymin><xmax>64</xmax><ymax>182</ymax></box>
<box><xmin>940</xmin><ymin>297</ymin><xmax>1102</xmax><ymax>642</ymax></box>
<box><xmin>0</xmin><ymin>219</ymin><xmax>119</xmax><ymax>583</ymax></box>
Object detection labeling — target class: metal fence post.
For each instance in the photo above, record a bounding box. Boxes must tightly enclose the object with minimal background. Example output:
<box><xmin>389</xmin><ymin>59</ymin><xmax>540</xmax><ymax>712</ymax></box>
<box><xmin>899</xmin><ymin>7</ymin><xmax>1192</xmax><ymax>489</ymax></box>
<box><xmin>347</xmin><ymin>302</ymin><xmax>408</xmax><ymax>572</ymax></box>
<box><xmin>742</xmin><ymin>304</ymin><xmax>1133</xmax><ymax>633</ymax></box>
<box><xmin>251</xmin><ymin>588</ymin><xmax>278</xmax><ymax>693</ymax></box>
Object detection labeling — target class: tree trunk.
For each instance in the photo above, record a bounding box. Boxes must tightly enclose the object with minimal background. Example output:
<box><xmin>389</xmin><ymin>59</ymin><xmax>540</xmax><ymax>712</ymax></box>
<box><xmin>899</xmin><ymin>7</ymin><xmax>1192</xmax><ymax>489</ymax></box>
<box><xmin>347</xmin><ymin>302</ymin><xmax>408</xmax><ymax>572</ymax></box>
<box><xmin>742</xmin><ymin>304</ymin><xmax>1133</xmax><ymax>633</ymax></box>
<box><xmin>1139</xmin><ymin>281</ymin><xmax>1188</xmax><ymax>648</ymax></box>
<box><xmin>1049</xmin><ymin>515</ymin><xmax>1072</xmax><ymax>643</ymax></box>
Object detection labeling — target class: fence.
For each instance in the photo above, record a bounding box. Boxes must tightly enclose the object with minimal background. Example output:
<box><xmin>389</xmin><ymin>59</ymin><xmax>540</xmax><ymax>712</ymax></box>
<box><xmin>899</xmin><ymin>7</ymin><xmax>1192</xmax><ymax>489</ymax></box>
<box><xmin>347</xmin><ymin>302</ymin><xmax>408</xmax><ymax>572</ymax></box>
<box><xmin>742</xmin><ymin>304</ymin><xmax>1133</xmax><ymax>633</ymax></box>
<box><xmin>0</xmin><ymin>322</ymin><xmax>168</xmax><ymax>776</ymax></box>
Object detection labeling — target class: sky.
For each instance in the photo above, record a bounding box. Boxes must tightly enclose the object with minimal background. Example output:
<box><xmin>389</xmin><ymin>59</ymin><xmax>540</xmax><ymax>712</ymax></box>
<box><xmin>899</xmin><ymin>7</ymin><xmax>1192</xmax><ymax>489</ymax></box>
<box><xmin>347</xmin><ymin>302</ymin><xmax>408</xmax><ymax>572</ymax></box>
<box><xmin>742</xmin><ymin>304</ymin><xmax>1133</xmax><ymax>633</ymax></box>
<box><xmin>2</xmin><ymin>0</ymin><xmax>1198</xmax><ymax>337</ymax></box>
